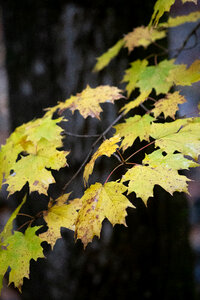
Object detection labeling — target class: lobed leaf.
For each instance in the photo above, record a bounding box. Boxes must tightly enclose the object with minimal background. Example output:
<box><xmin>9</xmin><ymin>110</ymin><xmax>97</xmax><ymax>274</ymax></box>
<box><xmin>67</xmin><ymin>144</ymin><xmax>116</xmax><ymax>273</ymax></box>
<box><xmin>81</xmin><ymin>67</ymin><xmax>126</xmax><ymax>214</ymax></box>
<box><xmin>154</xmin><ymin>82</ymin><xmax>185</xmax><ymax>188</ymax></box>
<box><xmin>124</xmin><ymin>26</ymin><xmax>166</xmax><ymax>52</ymax></box>
<box><xmin>83</xmin><ymin>135</ymin><xmax>121</xmax><ymax>185</ymax></box>
<box><xmin>40</xmin><ymin>194</ymin><xmax>81</xmax><ymax>249</ymax></box>
<box><xmin>114</xmin><ymin>114</ymin><xmax>155</xmax><ymax>151</ymax></box>
<box><xmin>75</xmin><ymin>182</ymin><xmax>134</xmax><ymax>248</ymax></box>
<box><xmin>46</xmin><ymin>85</ymin><xmax>124</xmax><ymax>119</ymax></box>
<box><xmin>151</xmin><ymin>91</ymin><xmax>186</xmax><ymax>119</ymax></box>
<box><xmin>0</xmin><ymin>227</ymin><xmax>44</xmax><ymax>293</ymax></box>
<box><xmin>120</xmin><ymin>90</ymin><xmax>151</xmax><ymax>115</ymax></box>
<box><xmin>93</xmin><ymin>39</ymin><xmax>125</xmax><ymax>71</ymax></box>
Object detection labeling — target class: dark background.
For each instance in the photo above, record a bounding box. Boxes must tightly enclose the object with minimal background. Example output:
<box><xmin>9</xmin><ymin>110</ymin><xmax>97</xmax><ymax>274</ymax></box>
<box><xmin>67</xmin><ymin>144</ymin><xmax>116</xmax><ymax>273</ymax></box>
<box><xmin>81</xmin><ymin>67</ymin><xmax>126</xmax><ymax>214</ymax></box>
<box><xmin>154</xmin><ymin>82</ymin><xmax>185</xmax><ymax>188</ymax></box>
<box><xmin>0</xmin><ymin>0</ymin><xmax>199</xmax><ymax>299</ymax></box>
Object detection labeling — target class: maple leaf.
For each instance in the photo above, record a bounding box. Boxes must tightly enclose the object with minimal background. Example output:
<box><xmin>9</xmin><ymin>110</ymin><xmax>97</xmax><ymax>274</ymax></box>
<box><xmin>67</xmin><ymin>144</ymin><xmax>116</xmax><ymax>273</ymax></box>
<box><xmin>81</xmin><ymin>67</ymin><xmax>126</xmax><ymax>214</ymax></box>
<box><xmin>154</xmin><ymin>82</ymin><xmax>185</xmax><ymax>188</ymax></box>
<box><xmin>0</xmin><ymin>196</ymin><xmax>26</xmax><ymax>243</ymax></box>
<box><xmin>122</xmin><ymin>59</ymin><xmax>148</xmax><ymax>97</ymax></box>
<box><xmin>40</xmin><ymin>194</ymin><xmax>81</xmax><ymax>249</ymax></box>
<box><xmin>4</xmin><ymin>139</ymin><xmax>69</xmax><ymax>196</ymax></box>
<box><xmin>93</xmin><ymin>39</ymin><xmax>125</xmax><ymax>71</ymax></box>
<box><xmin>151</xmin><ymin>91</ymin><xmax>186</xmax><ymax>119</ymax></box>
<box><xmin>143</xmin><ymin>149</ymin><xmax>199</xmax><ymax>170</ymax></box>
<box><xmin>124</xmin><ymin>26</ymin><xmax>166</xmax><ymax>52</ymax></box>
<box><xmin>121</xmin><ymin>160</ymin><xmax>190</xmax><ymax>205</ymax></box>
<box><xmin>120</xmin><ymin>91</ymin><xmax>151</xmax><ymax>115</ymax></box>
<box><xmin>163</xmin><ymin>11</ymin><xmax>200</xmax><ymax>27</ymax></box>
<box><xmin>150</xmin><ymin>118</ymin><xmax>200</xmax><ymax>160</ymax></box>
<box><xmin>167</xmin><ymin>60</ymin><xmax>200</xmax><ymax>86</ymax></box>
<box><xmin>75</xmin><ymin>182</ymin><xmax>134</xmax><ymax>248</ymax></box>
<box><xmin>114</xmin><ymin>114</ymin><xmax>155</xmax><ymax>151</ymax></box>
<box><xmin>83</xmin><ymin>135</ymin><xmax>121</xmax><ymax>185</ymax></box>
<box><xmin>0</xmin><ymin>226</ymin><xmax>44</xmax><ymax>292</ymax></box>
<box><xmin>149</xmin><ymin>0</ymin><xmax>176</xmax><ymax>26</ymax></box>
<box><xmin>46</xmin><ymin>85</ymin><xmax>124</xmax><ymax>119</ymax></box>
<box><xmin>136</xmin><ymin>59</ymin><xmax>176</xmax><ymax>95</ymax></box>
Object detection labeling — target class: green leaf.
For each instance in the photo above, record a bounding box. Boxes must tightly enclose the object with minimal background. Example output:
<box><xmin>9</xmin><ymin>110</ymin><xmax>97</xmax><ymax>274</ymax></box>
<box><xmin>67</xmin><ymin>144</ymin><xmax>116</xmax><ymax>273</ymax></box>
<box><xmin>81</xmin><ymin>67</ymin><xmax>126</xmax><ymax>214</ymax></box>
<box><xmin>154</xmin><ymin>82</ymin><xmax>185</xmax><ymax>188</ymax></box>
<box><xmin>93</xmin><ymin>39</ymin><xmax>125</xmax><ymax>71</ymax></box>
<box><xmin>120</xmin><ymin>91</ymin><xmax>151</xmax><ymax>114</ymax></box>
<box><xmin>0</xmin><ymin>196</ymin><xmax>27</xmax><ymax>243</ymax></box>
<box><xmin>149</xmin><ymin>0</ymin><xmax>175</xmax><ymax>26</ymax></box>
<box><xmin>122</xmin><ymin>59</ymin><xmax>148</xmax><ymax>97</ymax></box>
<box><xmin>0</xmin><ymin>226</ymin><xmax>44</xmax><ymax>293</ymax></box>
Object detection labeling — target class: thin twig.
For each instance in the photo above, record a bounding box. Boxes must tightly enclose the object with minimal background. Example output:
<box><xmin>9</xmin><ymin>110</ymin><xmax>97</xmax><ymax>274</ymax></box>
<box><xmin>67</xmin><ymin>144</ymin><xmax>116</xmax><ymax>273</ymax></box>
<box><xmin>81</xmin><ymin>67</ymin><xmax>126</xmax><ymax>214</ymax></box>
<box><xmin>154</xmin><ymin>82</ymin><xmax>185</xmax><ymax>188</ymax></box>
<box><xmin>17</xmin><ymin>213</ymin><xmax>34</xmax><ymax>219</ymax></box>
<box><xmin>62</xmin><ymin>112</ymin><xmax>125</xmax><ymax>192</ymax></box>
<box><xmin>125</xmin><ymin>140</ymin><xmax>156</xmax><ymax>162</ymax></box>
<box><xmin>61</xmin><ymin>132</ymin><xmax>100</xmax><ymax>138</ymax></box>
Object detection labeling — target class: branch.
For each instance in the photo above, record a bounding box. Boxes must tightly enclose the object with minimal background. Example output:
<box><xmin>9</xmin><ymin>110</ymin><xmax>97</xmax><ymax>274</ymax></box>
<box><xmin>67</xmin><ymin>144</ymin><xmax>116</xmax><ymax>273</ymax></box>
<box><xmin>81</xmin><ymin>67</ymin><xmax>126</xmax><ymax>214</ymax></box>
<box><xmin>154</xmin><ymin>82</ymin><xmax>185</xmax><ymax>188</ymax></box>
<box><xmin>61</xmin><ymin>132</ymin><xmax>100</xmax><ymax>138</ymax></box>
<box><xmin>62</xmin><ymin>112</ymin><xmax>125</xmax><ymax>192</ymax></box>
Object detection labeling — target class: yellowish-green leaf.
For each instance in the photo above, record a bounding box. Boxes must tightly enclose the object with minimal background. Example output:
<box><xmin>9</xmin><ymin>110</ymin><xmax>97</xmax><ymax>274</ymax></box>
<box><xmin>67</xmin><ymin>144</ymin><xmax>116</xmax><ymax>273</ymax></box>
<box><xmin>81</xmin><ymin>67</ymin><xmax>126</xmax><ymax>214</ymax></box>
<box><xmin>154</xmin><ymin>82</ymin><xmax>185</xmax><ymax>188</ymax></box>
<box><xmin>124</xmin><ymin>26</ymin><xmax>166</xmax><ymax>52</ymax></box>
<box><xmin>0</xmin><ymin>226</ymin><xmax>44</xmax><ymax>292</ymax></box>
<box><xmin>150</xmin><ymin>118</ymin><xmax>200</xmax><ymax>160</ymax></box>
<box><xmin>5</xmin><ymin>139</ymin><xmax>69</xmax><ymax>196</ymax></box>
<box><xmin>114</xmin><ymin>114</ymin><xmax>155</xmax><ymax>151</ymax></box>
<box><xmin>136</xmin><ymin>59</ymin><xmax>176</xmax><ymax>95</ymax></box>
<box><xmin>46</xmin><ymin>85</ymin><xmax>123</xmax><ymax>119</ymax></box>
<box><xmin>40</xmin><ymin>194</ymin><xmax>81</xmax><ymax>249</ymax></box>
<box><xmin>151</xmin><ymin>91</ymin><xmax>186</xmax><ymax>119</ymax></box>
<box><xmin>93</xmin><ymin>39</ymin><xmax>125</xmax><ymax>72</ymax></box>
<box><xmin>121</xmin><ymin>164</ymin><xmax>189</xmax><ymax>205</ymax></box>
<box><xmin>143</xmin><ymin>149</ymin><xmax>199</xmax><ymax>169</ymax></box>
<box><xmin>83</xmin><ymin>135</ymin><xmax>121</xmax><ymax>185</ymax></box>
<box><xmin>75</xmin><ymin>182</ymin><xmax>134</xmax><ymax>248</ymax></box>
<box><xmin>122</xmin><ymin>59</ymin><xmax>148</xmax><ymax>97</ymax></box>
<box><xmin>120</xmin><ymin>91</ymin><xmax>151</xmax><ymax>114</ymax></box>
<box><xmin>0</xmin><ymin>196</ymin><xmax>27</xmax><ymax>243</ymax></box>
<box><xmin>149</xmin><ymin>0</ymin><xmax>175</xmax><ymax>26</ymax></box>
<box><xmin>165</xmin><ymin>11</ymin><xmax>200</xmax><ymax>27</ymax></box>
<box><xmin>168</xmin><ymin>60</ymin><xmax>200</xmax><ymax>86</ymax></box>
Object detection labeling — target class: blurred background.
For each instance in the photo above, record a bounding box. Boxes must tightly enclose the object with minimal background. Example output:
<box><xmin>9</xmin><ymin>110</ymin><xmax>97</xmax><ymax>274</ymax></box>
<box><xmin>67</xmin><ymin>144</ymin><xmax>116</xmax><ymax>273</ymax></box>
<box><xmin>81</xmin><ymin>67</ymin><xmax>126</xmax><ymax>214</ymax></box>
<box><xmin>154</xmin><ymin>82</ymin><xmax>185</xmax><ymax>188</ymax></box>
<box><xmin>0</xmin><ymin>0</ymin><xmax>200</xmax><ymax>299</ymax></box>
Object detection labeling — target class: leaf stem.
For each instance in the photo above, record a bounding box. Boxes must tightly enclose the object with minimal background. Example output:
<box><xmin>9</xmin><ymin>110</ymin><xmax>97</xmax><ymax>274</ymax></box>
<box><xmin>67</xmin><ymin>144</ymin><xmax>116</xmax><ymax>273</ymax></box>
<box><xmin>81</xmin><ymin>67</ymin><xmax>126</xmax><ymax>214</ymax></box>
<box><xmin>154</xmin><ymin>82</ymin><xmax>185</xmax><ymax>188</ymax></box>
<box><xmin>125</xmin><ymin>140</ymin><xmax>155</xmax><ymax>162</ymax></box>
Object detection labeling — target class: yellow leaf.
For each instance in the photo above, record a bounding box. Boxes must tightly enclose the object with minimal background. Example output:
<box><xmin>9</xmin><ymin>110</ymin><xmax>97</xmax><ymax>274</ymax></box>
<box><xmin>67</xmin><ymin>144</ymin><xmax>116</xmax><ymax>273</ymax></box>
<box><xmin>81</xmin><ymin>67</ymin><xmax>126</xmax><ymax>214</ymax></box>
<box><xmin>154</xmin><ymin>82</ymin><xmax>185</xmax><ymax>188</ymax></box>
<box><xmin>167</xmin><ymin>60</ymin><xmax>200</xmax><ymax>86</ymax></box>
<box><xmin>75</xmin><ymin>182</ymin><xmax>134</xmax><ymax>248</ymax></box>
<box><xmin>122</xmin><ymin>59</ymin><xmax>148</xmax><ymax>97</ymax></box>
<box><xmin>151</xmin><ymin>91</ymin><xmax>186</xmax><ymax>119</ymax></box>
<box><xmin>4</xmin><ymin>139</ymin><xmax>69</xmax><ymax>196</ymax></box>
<box><xmin>114</xmin><ymin>114</ymin><xmax>155</xmax><ymax>151</ymax></box>
<box><xmin>120</xmin><ymin>91</ymin><xmax>151</xmax><ymax>114</ymax></box>
<box><xmin>93</xmin><ymin>39</ymin><xmax>125</xmax><ymax>71</ymax></box>
<box><xmin>124</xmin><ymin>26</ymin><xmax>166</xmax><ymax>52</ymax></box>
<box><xmin>121</xmin><ymin>163</ymin><xmax>189</xmax><ymax>205</ymax></box>
<box><xmin>46</xmin><ymin>85</ymin><xmax>124</xmax><ymax>119</ymax></box>
<box><xmin>83</xmin><ymin>135</ymin><xmax>121</xmax><ymax>185</ymax></box>
<box><xmin>40</xmin><ymin>194</ymin><xmax>81</xmax><ymax>249</ymax></box>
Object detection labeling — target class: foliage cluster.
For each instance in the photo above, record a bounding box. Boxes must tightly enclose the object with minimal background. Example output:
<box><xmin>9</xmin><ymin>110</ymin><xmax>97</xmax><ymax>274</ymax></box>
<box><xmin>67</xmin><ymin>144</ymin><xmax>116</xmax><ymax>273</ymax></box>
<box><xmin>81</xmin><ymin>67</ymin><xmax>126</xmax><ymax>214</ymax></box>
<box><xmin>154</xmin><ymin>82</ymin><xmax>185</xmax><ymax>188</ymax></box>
<box><xmin>0</xmin><ymin>0</ymin><xmax>200</xmax><ymax>294</ymax></box>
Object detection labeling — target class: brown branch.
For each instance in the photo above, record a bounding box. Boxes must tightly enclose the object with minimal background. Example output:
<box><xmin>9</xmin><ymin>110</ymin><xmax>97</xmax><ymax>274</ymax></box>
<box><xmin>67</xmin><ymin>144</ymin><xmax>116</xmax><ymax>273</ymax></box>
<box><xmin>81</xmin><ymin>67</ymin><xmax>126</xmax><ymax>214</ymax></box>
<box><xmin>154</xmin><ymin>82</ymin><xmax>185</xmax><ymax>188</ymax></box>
<box><xmin>61</xmin><ymin>132</ymin><xmax>100</xmax><ymax>138</ymax></box>
<box><xmin>62</xmin><ymin>112</ymin><xmax>125</xmax><ymax>192</ymax></box>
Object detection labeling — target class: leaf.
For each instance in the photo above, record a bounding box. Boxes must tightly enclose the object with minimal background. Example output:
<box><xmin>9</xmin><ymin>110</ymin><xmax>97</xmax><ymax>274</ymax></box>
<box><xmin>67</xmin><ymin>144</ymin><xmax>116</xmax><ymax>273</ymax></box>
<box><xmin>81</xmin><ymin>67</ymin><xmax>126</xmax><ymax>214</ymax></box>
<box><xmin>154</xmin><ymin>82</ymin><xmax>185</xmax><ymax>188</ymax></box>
<box><xmin>182</xmin><ymin>0</ymin><xmax>197</xmax><ymax>3</ymax></box>
<box><xmin>0</xmin><ymin>115</ymin><xmax>64</xmax><ymax>189</ymax></box>
<box><xmin>122</xmin><ymin>59</ymin><xmax>148</xmax><ymax>97</ymax></box>
<box><xmin>149</xmin><ymin>0</ymin><xmax>176</xmax><ymax>26</ymax></box>
<box><xmin>46</xmin><ymin>85</ymin><xmax>124</xmax><ymax>119</ymax></box>
<box><xmin>83</xmin><ymin>135</ymin><xmax>121</xmax><ymax>185</ymax></box>
<box><xmin>143</xmin><ymin>149</ymin><xmax>199</xmax><ymax>169</ymax></box>
<box><xmin>0</xmin><ymin>196</ymin><xmax>27</xmax><ymax>243</ymax></box>
<box><xmin>120</xmin><ymin>91</ymin><xmax>151</xmax><ymax>114</ymax></box>
<box><xmin>136</xmin><ymin>59</ymin><xmax>176</xmax><ymax>95</ymax></box>
<box><xmin>151</xmin><ymin>91</ymin><xmax>186</xmax><ymax>119</ymax></box>
<box><xmin>167</xmin><ymin>60</ymin><xmax>200</xmax><ymax>86</ymax></box>
<box><xmin>0</xmin><ymin>226</ymin><xmax>44</xmax><ymax>292</ymax></box>
<box><xmin>164</xmin><ymin>11</ymin><xmax>200</xmax><ymax>27</ymax></box>
<box><xmin>121</xmin><ymin>161</ymin><xmax>189</xmax><ymax>205</ymax></box>
<box><xmin>75</xmin><ymin>182</ymin><xmax>134</xmax><ymax>248</ymax></box>
<box><xmin>40</xmin><ymin>194</ymin><xmax>81</xmax><ymax>249</ymax></box>
<box><xmin>150</xmin><ymin>118</ymin><xmax>200</xmax><ymax>160</ymax></box>
<box><xmin>124</xmin><ymin>26</ymin><xmax>166</xmax><ymax>52</ymax></box>
<box><xmin>93</xmin><ymin>39</ymin><xmax>125</xmax><ymax>71</ymax></box>
<box><xmin>5</xmin><ymin>139</ymin><xmax>69</xmax><ymax>195</ymax></box>
<box><xmin>114</xmin><ymin>114</ymin><xmax>155</xmax><ymax>151</ymax></box>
